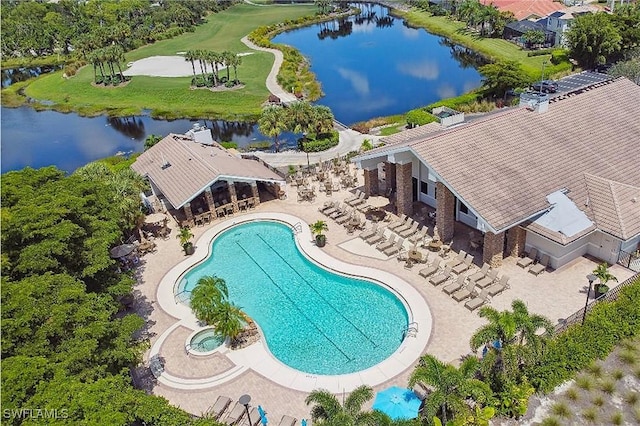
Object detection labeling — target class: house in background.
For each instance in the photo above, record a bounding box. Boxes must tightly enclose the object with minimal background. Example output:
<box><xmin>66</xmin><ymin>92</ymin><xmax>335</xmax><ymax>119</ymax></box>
<box><xmin>543</xmin><ymin>4</ymin><xmax>599</xmax><ymax>46</ymax></box>
<box><xmin>503</xmin><ymin>19</ymin><xmax>556</xmax><ymax>48</ymax></box>
<box><xmin>479</xmin><ymin>0</ymin><xmax>564</xmax><ymax>20</ymax></box>
<box><xmin>352</xmin><ymin>78</ymin><xmax>640</xmax><ymax>272</ymax></box>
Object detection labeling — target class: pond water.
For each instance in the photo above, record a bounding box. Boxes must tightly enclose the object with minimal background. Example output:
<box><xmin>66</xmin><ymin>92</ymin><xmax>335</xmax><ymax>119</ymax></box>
<box><xmin>0</xmin><ymin>107</ymin><xmax>300</xmax><ymax>173</ymax></box>
<box><xmin>273</xmin><ymin>3</ymin><xmax>484</xmax><ymax>124</ymax></box>
<box><xmin>1</xmin><ymin>65</ymin><xmax>63</xmax><ymax>88</ymax></box>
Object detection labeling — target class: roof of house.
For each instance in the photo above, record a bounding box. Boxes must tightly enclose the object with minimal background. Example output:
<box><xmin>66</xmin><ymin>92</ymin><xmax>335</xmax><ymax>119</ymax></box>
<box><xmin>584</xmin><ymin>174</ymin><xmax>640</xmax><ymax>240</ymax></box>
<box><xmin>550</xmin><ymin>4</ymin><xmax>600</xmax><ymax>20</ymax></box>
<box><xmin>505</xmin><ymin>19</ymin><xmax>553</xmax><ymax>35</ymax></box>
<box><xmin>480</xmin><ymin>0</ymin><xmax>564</xmax><ymax>20</ymax></box>
<box><xmin>131</xmin><ymin>134</ymin><xmax>285</xmax><ymax>209</ymax></box>
<box><xmin>355</xmin><ymin>78</ymin><xmax>640</xmax><ymax>240</ymax></box>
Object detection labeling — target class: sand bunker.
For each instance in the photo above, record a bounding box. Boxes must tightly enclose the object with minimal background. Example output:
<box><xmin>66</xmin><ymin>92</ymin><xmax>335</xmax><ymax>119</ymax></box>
<box><xmin>123</xmin><ymin>54</ymin><xmax>253</xmax><ymax>78</ymax></box>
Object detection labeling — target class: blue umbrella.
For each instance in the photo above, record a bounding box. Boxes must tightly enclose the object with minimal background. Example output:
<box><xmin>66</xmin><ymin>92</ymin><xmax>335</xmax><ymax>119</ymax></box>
<box><xmin>301</xmin><ymin>420</ymin><xmax>307</xmax><ymax>426</ymax></box>
<box><xmin>258</xmin><ymin>405</ymin><xmax>268</xmax><ymax>425</ymax></box>
<box><xmin>372</xmin><ymin>386</ymin><xmax>422</xmax><ymax>421</ymax></box>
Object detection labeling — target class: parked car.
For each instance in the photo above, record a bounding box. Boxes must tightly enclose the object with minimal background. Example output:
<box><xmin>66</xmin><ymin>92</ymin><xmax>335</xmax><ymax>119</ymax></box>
<box><xmin>531</xmin><ymin>80</ymin><xmax>558</xmax><ymax>93</ymax></box>
<box><xmin>594</xmin><ymin>63</ymin><xmax>613</xmax><ymax>74</ymax></box>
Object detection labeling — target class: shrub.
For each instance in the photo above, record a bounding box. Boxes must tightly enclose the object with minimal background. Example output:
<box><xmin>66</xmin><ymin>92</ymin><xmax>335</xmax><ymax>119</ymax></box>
<box><xmin>599</xmin><ymin>378</ymin><xmax>615</xmax><ymax>394</ymax></box>
<box><xmin>625</xmin><ymin>391</ymin><xmax>639</xmax><ymax>405</ymax></box>
<box><xmin>551</xmin><ymin>402</ymin><xmax>571</xmax><ymax>418</ymax></box>
<box><xmin>619</xmin><ymin>349</ymin><xmax>638</xmax><ymax>365</ymax></box>
<box><xmin>301</xmin><ymin>131</ymin><xmax>339</xmax><ymax>152</ymax></box>
<box><xmin>582</xmin><ymin>408</ymin><xmax>598</xmax><ymax>423</ymax></box>
<box><xmin>587</xmin><ymin>361</ymin><xmax>603</xmax><ymax>377</ymax></box>
<box><xmin>550</xmin><ymin>49</ymin><xmax>569</xmax><ymax>65</ymax></box>
<box><xmin>565</xmin><ymin>387</ymin><xmax>579</xmax><ymax>401</ymax></box>
<box><xmin>611</xmin><ymin>411</ymin><xmax>624</xmax><ymax>425</ymax></box>
<box><xmin>540</xmin><ymin>417</ymin><xmax>561</xmax><ymax>426</ymax></box>
<box><xmin>405</xmin><ymin>108</ymin><xmax>437</xmax><ymax>127</ymax></box>
<box><xmin>592</xmin><ymin>395</ymin><xmax>605</xmax><ymax>406</ymax></box>
<box><xmin>526</xmin><ymin>48</ymin><xmax>555</xmax><ymax>57</ymax></box>
<box><xmin>612</xmin><ymin>369</ymin><xmax>624</xmax><ymax>380</ymax></box>
<box><xmin>219</xmin><ymin>142</ymin><xmax>238</xmax><ymax>150</ymax></box>
<box><xmin>576</xmin><ymin>374</ymin><xmax>595</xmax><ymax>390</ymax></box>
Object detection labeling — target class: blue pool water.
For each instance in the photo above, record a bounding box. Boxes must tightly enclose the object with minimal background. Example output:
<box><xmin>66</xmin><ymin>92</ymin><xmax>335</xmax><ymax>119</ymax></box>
<box><xmin>190</xmin><ymin>328</ymin><xmax>225</xmax><ymax>353</ymax></box>
<box><xmin>178</xmin><ymin>221</ymin><xmax>409</xmax><ymax>375</ymax></box>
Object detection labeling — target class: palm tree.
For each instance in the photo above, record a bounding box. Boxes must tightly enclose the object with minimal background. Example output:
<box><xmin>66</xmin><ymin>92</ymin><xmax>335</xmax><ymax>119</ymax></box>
<box><xmin>190</xmin><ymin>276</ymin><xmax>229</xmax><ymax>325</ymax></box>
<box><xmin>306</xmin><ymin>385</ymin><xmax>389</xmax><ymax>426</ymax></box>
<box><xmin>184</xmin><ymin>50</ymin><xmax>197</xmax><ymax>78</ymax></box>
<box><xmin>222</xmin><ymin>50</ymin><xmax>235</xmax><ymax>82</ymax></box>
<box><xmin>286</xmin><ymin>101</ymin><xmax>313</xmax><ymax>138</ymax></box>
<box><xmin>311</xmin><ymin>105</ymin><xmax>335</xmax><ymax>135</ymax></box>
<box><xmin>314</xmin><ymin>0</ymin><xmax>332</xmax><ymax>15</ymax></box>
<box><xmin>205</xmin><ymin>50</ymin><xmax>218</xmax><ymax>86</ymax></box>
<box><xmin>258</xmin><ymin>105</ymin><xmax>287</xmax><ymax>152</ymax></box>
<box><xmin>409</xmin><ymin>355</ymin><xmax>492</xmax><ymax>425</ymax></box>
<box><xmin>592</xmin><ymin>262</ymin><xmax>618</xmax><ymax>294</ymax></box>
<box><xmin>230</xmin><ymin>54</ymin><xmax>242</xmax><ymax>84</ymax></box>
<box><xmin>212</xmin><ymin>300</ymin><xmax>247</xmax><ymax>345</ymax></box>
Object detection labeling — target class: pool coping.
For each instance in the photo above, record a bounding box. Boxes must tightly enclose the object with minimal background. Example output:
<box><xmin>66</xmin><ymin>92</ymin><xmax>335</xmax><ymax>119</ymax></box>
<box><xmin>154</xmin><ymin>212</ymin><xmax>432</xmax><ymax>393</ymax></box>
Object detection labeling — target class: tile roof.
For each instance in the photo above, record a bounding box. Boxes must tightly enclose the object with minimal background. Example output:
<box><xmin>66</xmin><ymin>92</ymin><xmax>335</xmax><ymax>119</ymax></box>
<box><xmin>480</xmin><ymin>0</ymin><xmax>564</xmax><ymax>20</ymax></box>
<box><xmin>131</xmin><ymin>134</ymin><xmax>285</xmax><ymax>209</ymax></box>
<box><xmin>585</xmin><ymin>174</ymin><xmax>640</xmax><ymax>240</ymax></box>
<box><xmin>356</xmin><ymin>78</ymin><xmax>640</xmax><ymax>237</ymax></box>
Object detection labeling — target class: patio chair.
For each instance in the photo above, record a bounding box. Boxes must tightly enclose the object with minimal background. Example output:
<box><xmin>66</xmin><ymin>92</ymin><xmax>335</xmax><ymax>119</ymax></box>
<box><xmin>208</xmin><ymin>396</ymin><xmax>232</xmax><ymax>420</ymax></box>
<box><xmin>517</xmin><ymin>247</ymin><xmax>538</xmax><ymax>268</ymax></box>
<box><xmin>487</xmin><ymin>275</ymin><xmax>510</xmax><ymax>296</ymax></box>
<box><xmin>452</xmin><ymin>254</ymin><xmax>474</xmax><ymax>275</ymax></box>
<box><xmin>376</xmin><ymin>234</ymin><xmax>396</xmax><ymax>252</ymax></box>
<box><xmin>223</xmin><ymin>402</ymin><xmax>246</xmax><ymax>425</ymax></box>
<box><xmin>323</xmin><ymin>202</ymin><xmax>342</xmax><ymax>217</ymax></box>
<box><xmin>247</xmin><ymin>407</ymin><xmax>260</xmax><ymax>426</ymax></box>
<box><xmin>399</xmin><ymin>221</ymin><xmax>420</xmax><ymax>238</ymax></box>
<box><xmin>446</xmin><ymin>250</ymin><xmax>467</xmax><ymax>269</ymax></box>
<box><xmin>383</xmin><ymin>238</ymin><xmax>405</xmax><ymax>256</ymax></box>
<box><xmin>388</xmin><ymin>214</ymin><xmax>407</xmax><ymax>231</ymax></box>
<box><xmin>395</xmin><ymin>218</ymin><xmax>414</xmax><ymax>235</ymax></box>
<box><xmin>359</xmin><ymin>223</ymin><xmax>378</xmax><ymax>240</ymax></box>
<box><xmin>278</xmin><ymin>415</ymin><xmax>297</xmax><ymax>426</ymax></box>
<box><xmin>365</xmin><ymin>228</ymin><xmax>386</xmax><ymax>245</ymax></box>
<box><xmin>335</xmin><ymin>210</ymin><xmax>353</xmax><ymax>225</ymax></box>
<box><xmin>452</xmin><ymin>281</ymin><xmax>477</xmax><ymax>302</ymax></box>
<box><xmin>469</xmin><ymin>263</ymin><xmax>490</xmax><ymax>283</ymax></box>
<box><xmin>329</xmin><ymin>205</ymin><xmax>348</xmax><ymax>220</ymax></box>
<box><xmin>430</xmin><ymin>266</ymin><xmax>452</xmax><ymax>286</ymax></box>
<box><xmin>443</xmin><ymin>274</ymin><xmax>467</xmax><ymax>295</ymax></box>
<box><xmin>529</xmin><ymin>254</ymin><xmax>550</xmax><ymax>276</ymax></box>
<box><xmin>476</xmin><ymin>268</ymin><xmax>499</xmax><ymax>288</ymax></box>
<box><xmin>318</xmin><ymin>201</ymin><xmax>336</xmax><ymax>214</ymax></box>
<box><xmin>344</xmin><ymin>189</ymin><xmax>362</xmax><ymax>204</ymax></box>
<box><xmin>439</xmin><ymin>242</ymin><xmax>453</xmax><ymax>258</ymax></box>
<box><xmin>419</xmin><ymin>257</ymin><xmax>441</xmax><ymax>278</ymax></box>
<box><xmin>348</xmin><ymin>192</ymin><xmax>367</xmax><ymax>207</ymax></box>
<box><xmin>409</xmin><ymin>226</ymin><xmax>428</xmax><ymax>244</ymax></box>
<box><xmin>465</xmin><ymin>289</ymin><xmax>491</xmax><ymax>311</ymax></box>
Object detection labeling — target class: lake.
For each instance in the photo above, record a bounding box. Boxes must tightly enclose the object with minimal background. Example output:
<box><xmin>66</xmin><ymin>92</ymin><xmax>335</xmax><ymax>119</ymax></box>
<box><xmin>273</xmin><ymin>3</ymin><xmax>484</xmax><ymax>124</ymax></box>
<box><xmin>1</xmin><ymin>3</ymin><xmax>484</xmax><ymax>173</ymax></box>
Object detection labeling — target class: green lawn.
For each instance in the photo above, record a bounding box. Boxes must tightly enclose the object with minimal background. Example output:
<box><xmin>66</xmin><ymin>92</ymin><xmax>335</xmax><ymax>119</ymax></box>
<box><xmin>400</xmin><ymin>10</ymin><xmax>570</xmax><ymax>79</ymax></box>
<box><xmin>22</xmin><ymin>3</ymin><xmax>316</xmax><ymax>119</ymax></box>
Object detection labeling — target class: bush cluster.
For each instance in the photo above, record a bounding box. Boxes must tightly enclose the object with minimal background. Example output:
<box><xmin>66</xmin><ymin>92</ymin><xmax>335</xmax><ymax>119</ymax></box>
<box><xmin>63</xmin><ymin>59</ymin><xmax>86</xmax><ymax>77</ymax></box>
<box><xmin>525</xmin><ymin>278</ymin><xmax>640</xmax><ymax>393</ymax></box>
<box><xmin>527</xmin><ymin>48</ymin><xmax>555</xmax><ymax>57</ymax></box>
<box><xmin>405</xmin><ymin>108</ymin><xmax>437</xmax><ymax>127</ymax></box>
<box><xmin>300</xmin><ymin>131</ymin><xmax>339</xmax><ymax>152</ymax></box>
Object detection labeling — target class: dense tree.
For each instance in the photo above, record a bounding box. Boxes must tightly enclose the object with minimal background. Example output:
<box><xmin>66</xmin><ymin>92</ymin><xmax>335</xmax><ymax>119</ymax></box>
<box><xmin>190</xmin><ymin>276</ymin><xmax>230</xmax><ymax>325</ymax></box>
<box><xmin>609</xmin><ymin>54</ymin><xmax>640</xmax><ymax>85</ymax></box>
<box><xmin>610</xmin><ymin>3</ymin><xmax>640</xmax><ymax>54</ymax></box>
<box><xmin>258</xmin><ymin>105</ymin><xmax>288</xmax><ymax>152</ymax></box>
<box><xmin>478</xmin><ymin>60</ymin><xmax>529</xmax><ymax>98</ymax></box>
<box><xmin>409</xmin><ymin>355</ymin><xmax>493</xmax><ymax>425</ymax></box>
<box><xmin>566</xmin><ymin>12</ymin><xmax>622</xmax><ymax>69</ymax></box>
<box><xmin>522</xmin><ymin>30</ymin><xmax>546</xmax><ymax>47</ymax></box>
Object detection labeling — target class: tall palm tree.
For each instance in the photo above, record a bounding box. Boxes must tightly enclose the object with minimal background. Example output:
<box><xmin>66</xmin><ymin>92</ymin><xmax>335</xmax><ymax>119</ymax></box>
<box><xmin>311</xmin><ymin>105</ymin><xmax>335</xmax><ymax>135</ymax></box>
<box><xmin>212</xmin><ymin>300</ymin><xmax>247</xmax><ymax>345</ymax></box>
<box><xmin>184</xmin><ymin>50</ymin><xmax>197</xmax><ymax>78</ymax></box>
<box><xmin>306</xmin><ymin>385</ymin><xmax>399</xmax><ymax>426</ymax></box>
<box><xmin>230</xmin><ymin>54</ymin><xmax>242</xmax><ymax>84</ymax></box>
<box><xmin>286</xmin><ymin>101</ymin><xmax>313</xmax><ymax>136</ymax></box>
<box><xmin>258</xmin><ymin>105</ymin><xmax>287</xmax><ymax>152</ymax></box>
<box><xmin>205</xmin><ymin>50</ymin><xmax>218</xmax><ymax>86</ymax></box>
<box><xmin>222</xmin><ymin>50</ymin><xmax>235</xmax><ymax>82</ymax></box>
<box><xmin>190</xmin><ymin>276</ymin><xmax>229</xmax><ymax>325</ymax></box>
<box><xmin>409</xmin><ymin>355</ymin><xmax>492</xmax><ymax>425</ymax></box>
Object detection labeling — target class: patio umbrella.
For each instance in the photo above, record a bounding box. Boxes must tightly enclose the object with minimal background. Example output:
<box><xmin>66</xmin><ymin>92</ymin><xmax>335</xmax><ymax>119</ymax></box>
<box><xmin>258</xmin><ymin>405</ymin><xmax>268</xmax><ymax>425</ymax></box>
<box><xmin>109</xmin><ymin>244</ymin><xmax>135</xmax><ymax>259</ymax></box>
<box><xmin>144</xmin><ymin>212</ymin><xmax>167</xmax><ymax>225</ymax></box>
<box><xmin>372</xmin><ymin>386</ymin><xmax>421</xmax><ymax>421</ymax></box>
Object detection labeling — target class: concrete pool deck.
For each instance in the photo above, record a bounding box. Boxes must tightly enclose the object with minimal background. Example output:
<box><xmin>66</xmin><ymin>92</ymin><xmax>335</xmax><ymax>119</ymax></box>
<box><xmin>132</xmin><ymin>168</ymin><xmax>635</xmax><ymax>420</ymax></box>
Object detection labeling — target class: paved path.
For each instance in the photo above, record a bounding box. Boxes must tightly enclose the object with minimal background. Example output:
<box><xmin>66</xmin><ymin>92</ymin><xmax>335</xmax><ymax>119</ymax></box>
<box><xmin>240</xmin><ymin>36</ymin><xmax>297</xmax><ymax>103</ymax></box>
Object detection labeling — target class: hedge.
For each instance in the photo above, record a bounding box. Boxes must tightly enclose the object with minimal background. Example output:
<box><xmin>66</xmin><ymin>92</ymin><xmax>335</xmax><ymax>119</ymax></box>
<box><xmin>301</xmin><ymin>131</ymin><xmax>339</xmax><ymax>152</ymax></box>
<box><xmin>524</xmin><ymin>278</ymin><xmax>640</xmax><ymax>393</ymax></box>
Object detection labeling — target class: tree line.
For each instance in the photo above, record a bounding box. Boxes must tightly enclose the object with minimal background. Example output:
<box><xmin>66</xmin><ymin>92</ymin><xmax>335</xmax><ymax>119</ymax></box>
<box><xmin>1</xmin><ymin>0</ymin><xmax>234</xmax><ymax>61</ymax></box>
<box><xmin>184</xmin><ymin>49</ymin><xmax>243</xmax><ymax>89</ymax></box>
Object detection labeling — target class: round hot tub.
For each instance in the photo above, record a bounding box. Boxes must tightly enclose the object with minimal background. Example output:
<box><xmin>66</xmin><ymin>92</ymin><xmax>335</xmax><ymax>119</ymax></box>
<box><xmin>187</xmin><ymin>327</ymin><xmax>225</xmax><ymax>356</ymax></box>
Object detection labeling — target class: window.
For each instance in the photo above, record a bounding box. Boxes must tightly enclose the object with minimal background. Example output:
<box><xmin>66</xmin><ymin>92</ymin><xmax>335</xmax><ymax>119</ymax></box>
<box><xmin>420</xmin><ymin>181</ymin><xmax>428</xmax><ymax>194</ymax></box>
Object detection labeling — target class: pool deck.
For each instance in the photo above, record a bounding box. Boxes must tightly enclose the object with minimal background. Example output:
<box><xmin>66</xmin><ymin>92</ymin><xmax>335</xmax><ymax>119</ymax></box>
<box><xmin>131</xmin><ymin>167</ymin><xmax>635</xmax><ymax>422</ymax></box>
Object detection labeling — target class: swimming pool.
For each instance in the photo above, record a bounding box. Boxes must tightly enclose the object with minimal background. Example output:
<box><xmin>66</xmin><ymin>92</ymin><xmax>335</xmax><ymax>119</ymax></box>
<box><xmin>188</xmin><ymin>328</ymin><xmax>225</xmax><ymax>355</ymax></box>
<box><xmin>177</xmin><ymin>221</ymin><xmax>409</xmax><ymax>375</ymax></box>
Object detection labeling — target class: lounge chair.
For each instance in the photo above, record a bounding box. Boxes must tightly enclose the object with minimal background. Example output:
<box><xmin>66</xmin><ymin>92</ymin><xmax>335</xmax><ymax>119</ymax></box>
<box><xmin>365</xmin><ymin>228</ymin><xmax>386</xmax><ymax>245</ymax></box>
<box><xmin>452</xmin><ymin>281</ymin><xmax>477</xmax><ymax>302</ymax></box>
<box><xmin>446</xmin><ymin>250</ymin><xmax>467</xmax><ymax>269</ymax></box>
<box><xmin>430</xmin><ymin>266</ymin><xmax>452</xmax><ymax>286</ymax></box>
<box><xmin>208</xmin><ymin>396</ymin><xmax>232</xmax><ymax>420</ymax></box>
<box><xmin>223</xmin><ymin>402</ymin><xmax>246</xmax><ymax>425</ymax></box>
<box><xmin>419</xmin><ymin>258</ymin><xmax>441</xmax><ymax>278</ymax></box>
<box><xmin>476</xmin><ymin>268</ymin><xmax>498</xmax><ymax>289</ymax></box>
<box><xmin>330</xmin><ymin>205</ymin><xmax>349</xmax><ymax>220</ymax></box>
<box><xmin>529</xmin><ymin>254</ymin><xmax>550</xmax><ymax>276</ymax></box>
<box><xmin>394</xmin><ymin>218</ymin><xmax>414</xmax><ymax>235</ymax></box>
<box><xmin>487</xmin><ymin>275</ymin><xmax>510</xmax><ymax>296</ymax></box>
<box><xmin>335</xmin><ymin>210</ymin><xmax>353</xmax><ymax>224</ymax></box>
<box><xmin>469</xmin><ymin>263</ymin><xmax>490</xmax><ymax>283</ymax></box>
<box><xmin>323</xmin><ymin>202</ymin><xmax>342</xmax><ymax>217</ymax></box>
<box><xmin>318</xmin><ymin>201</ymin><xmax>336</xmax><ymax>214</ymax></box>
<box><xmin>452</xmin><ymin>254</ymin><xmax>474</xmax><ymax>275</ymax></box>
<box><xmin>443</xmin><ymin>274</ymin><xmax>467</xmax><ymax>295</ymax></box>
<box><xmin>247</xmin><ymin>407</ymin><xmax>260</xmax><ymax>426</ymax></box>
<box><xmin>383</xmin><ymin>238</ymin><xmax>405</xmax><ymax>256</ymax></box>
<box><xmin>278</xmin><ymin>415</ymin><xmax>297</xmax><ymax>426</ymax></box>
<box><xmin>359</xmin><ymin>223</ymin><xmax>378</xmax><ymax>240</ymax></box>
<box><xmin>409</xmin><ymin>226</ymin><xmax>428</xmax><ymax>244</ymax></box>
<box><xmin>344</xmin><ymin>189</ymin><xmax>362</xmax><ymax>204</ymax></box>
<box><xmin>348</xmin><ymin>192</ymin><xmax>367</xmax><ymax>207</ymax></box>
<box><xmin>377</xmin><ymin>234</ymin><xmax>396</xmax><ymax>252</ymax></box>
<box><xmin>399</xmin><ymin>221</ymin><xmax>420</xmax><ymax>238</ymax></box>
<box><xmin>465</xmin><ymin>289</ymin><xmax>491</xmax><ymax>311</ymax></box>
<box><xmin>388</xmin><ymin>214</ymin><xmax>407</xmax><ymax>231</ymax></box>
<box><xmin>517</xmin><ymin>247</ymin><xmax>538</xmax><ymax>268</ymax></box>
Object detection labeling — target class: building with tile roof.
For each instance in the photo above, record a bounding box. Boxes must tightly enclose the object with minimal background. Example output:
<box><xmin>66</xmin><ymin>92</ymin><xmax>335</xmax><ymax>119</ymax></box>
<box><xmin>132</xmin><ymin>129</ymin><xmax>286</xmax><ymax>226</ymax></box>
<box><xmin>353</xmin><ymin>78</ymin><xmax>640</xmax><ymax>270</ymax></box>
<box><xmin>479</xmin><ymin>0</ymin><xmax>565</xmax><ymax>20</ymax></box>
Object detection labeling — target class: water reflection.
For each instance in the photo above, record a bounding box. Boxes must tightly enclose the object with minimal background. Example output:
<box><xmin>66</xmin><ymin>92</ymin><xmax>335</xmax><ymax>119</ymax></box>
<box><xmin>318</xmin><ymin>18</ymin><xmax>353</xmax><ymax>40</ymax></box>
<box><xmin>1</xmin><ymin>66</ymin><xmax>63</xmax><ymax>88</ymax></box>
<box><xmin>107</xmin><ymin>116</ymin><xmax>146</xmax><ymax>141</ymax></box>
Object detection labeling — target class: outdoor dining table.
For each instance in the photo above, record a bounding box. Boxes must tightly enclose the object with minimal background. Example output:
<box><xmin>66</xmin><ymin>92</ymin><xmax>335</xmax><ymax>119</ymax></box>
<box><xmin>409</xmin><ymin>249</ymin><xmax>422</xmax><ymax>261</ymax></box>
<box><xmin>366</xmin><ymin>208</ymin><xmax>387</xmax><ymax>222</ymax></box>
<box><xmin>427</xmin><ymin>239</ymin><xmax>443</xmax><ymax>252</ymax></box>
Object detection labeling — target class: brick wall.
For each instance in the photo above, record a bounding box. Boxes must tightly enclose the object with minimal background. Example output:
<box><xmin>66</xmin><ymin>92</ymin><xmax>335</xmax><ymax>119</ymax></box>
<box><xmin>436</xmin><ymin>182</ymin><xmax>455</xmax><ymax>242</ymax></box>
<box><xmin>506</xmin><ymin>226</ymin><xmax>527</xmax><ymax>258</ymax></box>
<box><xmin>483</xmin><ymin>231</ymin><xmax>505</xmax><ymax>267</ymax></box>
<box><xmin>396</xmin><ymin>162</ymin><xmax>413</xmax><ymax>217</ymax></box>
<box><xmin>364</xmin><ymin>167</ymin><xmax>379</xmax><ymax>197</ymax></box>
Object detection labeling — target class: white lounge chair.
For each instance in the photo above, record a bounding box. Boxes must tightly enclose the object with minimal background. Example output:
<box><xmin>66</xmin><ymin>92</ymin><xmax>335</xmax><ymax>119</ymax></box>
<box><xmin>517</xmin><ymin>247</ymin><xmax>538</xmax><ymax>268</ymax></box>
<box><xmin>487</xmin><ymin>275</ymin><xmax>510</xmax><ymax>296</ymax></box>
<box><xmin>430</xmin><ymin>266</ymin><xmax>452</xmax><ymax>286</ymax></box>
<box><xmin>419</xmin><ymin>258</ymin><xmax>441</xmax><ymax>278</ymax></box>
<box><xmin>529</xmin><ymin>254</ymin><xmax>550</xmax><ymax>276</ymax></box>
<box><xmin>452</xmin><ymin>281</ymin><xmax>476</xmax><ymax>302</ymax></box>
<box><xmin>209</xmin><ymin>396</ymin><xmax>232</xmax><ymax>420</ymax></box>
<box><xmin>469</xmin><ymin>263</ymin><xmax>490</xmax><ymax>283</ymax></box>
<box><xmin>278</xmin><ymin>415</ymin><xmax>297</xmax><ymax>426</ymax></box>
<box><xmin>223</xmin><ymin>402</ymin><xmax>246</xmax><ymax>425</ymax></box>
<box><xmin>465</xmin><ymin>289</ymin><xmax>491</xmax><ymax>311</ymax></box>
<box><xmin>443</xmin><ymin>274</ymin><xmax>467</xmax><ymax>295</ymax></box>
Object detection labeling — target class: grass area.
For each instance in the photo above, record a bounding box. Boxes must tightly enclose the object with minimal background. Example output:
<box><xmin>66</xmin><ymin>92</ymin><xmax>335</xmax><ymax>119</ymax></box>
<box><xmin>16</xmin><ymin>3</ymin><xmax>316</xmax><ymax>119</ymax></box>
<box><xmin>398</xmin><ymin>10</ymin><xmax>571</xmax><ymax>79</ymax></box>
